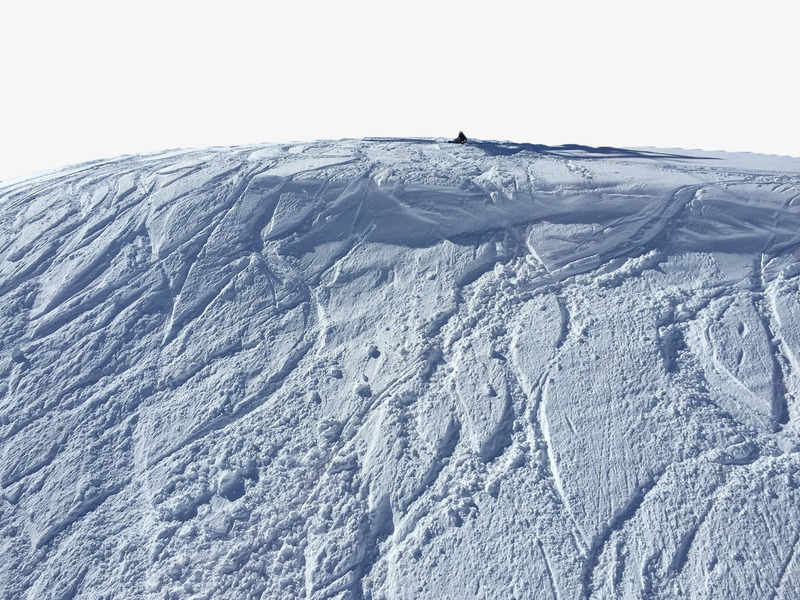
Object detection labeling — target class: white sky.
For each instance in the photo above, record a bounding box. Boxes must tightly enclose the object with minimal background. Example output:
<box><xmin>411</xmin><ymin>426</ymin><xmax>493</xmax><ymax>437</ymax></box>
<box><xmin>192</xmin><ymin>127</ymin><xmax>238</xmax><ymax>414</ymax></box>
<box><xmin>2</xmin><ymin>0</ymin><xmax>799</xmax><ymax>181</ymax></box>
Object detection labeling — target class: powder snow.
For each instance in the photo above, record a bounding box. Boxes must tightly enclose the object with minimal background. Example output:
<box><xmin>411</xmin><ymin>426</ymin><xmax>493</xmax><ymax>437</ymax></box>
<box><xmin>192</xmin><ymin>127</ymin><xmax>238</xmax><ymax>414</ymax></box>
<box><xmin>0</xmin><ymin>139</ymin><xmax>799</xmax><ymax>599</ymax></box>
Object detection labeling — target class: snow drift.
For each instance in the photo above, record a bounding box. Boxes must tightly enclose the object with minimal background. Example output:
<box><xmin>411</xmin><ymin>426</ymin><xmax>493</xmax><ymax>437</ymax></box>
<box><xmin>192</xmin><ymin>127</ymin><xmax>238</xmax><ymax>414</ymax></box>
<box><xmin>1</xmin><ymin>139</ymin><xmax>799</xmax><ymax>599</ymax></box>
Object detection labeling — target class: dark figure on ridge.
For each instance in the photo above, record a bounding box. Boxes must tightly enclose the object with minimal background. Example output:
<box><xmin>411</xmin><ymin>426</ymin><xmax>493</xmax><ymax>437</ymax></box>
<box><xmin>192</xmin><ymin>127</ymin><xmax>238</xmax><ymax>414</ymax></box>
<box><xmin>450</xmin><ymin>131</ymin><xmax>467</xmax><ymax>144</ymax></box>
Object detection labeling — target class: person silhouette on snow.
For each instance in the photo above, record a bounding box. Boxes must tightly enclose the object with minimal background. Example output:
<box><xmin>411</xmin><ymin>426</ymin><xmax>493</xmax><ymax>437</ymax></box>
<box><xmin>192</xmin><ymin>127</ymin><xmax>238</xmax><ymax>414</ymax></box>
<box><xmin>450</xmin><ymin>131</ymin><xmax>467</xmax><ymax>144</ymax></box>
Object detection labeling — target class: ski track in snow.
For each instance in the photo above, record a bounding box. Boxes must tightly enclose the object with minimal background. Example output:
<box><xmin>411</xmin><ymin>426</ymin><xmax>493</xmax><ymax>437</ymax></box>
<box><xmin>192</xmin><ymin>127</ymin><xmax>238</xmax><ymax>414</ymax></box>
<box><xmin>1</xmin><ymin>139</ymin><xmax>800</xmax><ymax>599</ymax></box>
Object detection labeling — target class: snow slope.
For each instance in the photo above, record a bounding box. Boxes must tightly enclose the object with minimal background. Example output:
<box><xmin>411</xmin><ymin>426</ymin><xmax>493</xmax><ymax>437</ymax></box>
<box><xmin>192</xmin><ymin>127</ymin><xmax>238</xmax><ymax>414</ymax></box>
<box><xmin>1</xmin><ymin>139</ymin><xmax>800</xmax><ymax>599</ymax></box>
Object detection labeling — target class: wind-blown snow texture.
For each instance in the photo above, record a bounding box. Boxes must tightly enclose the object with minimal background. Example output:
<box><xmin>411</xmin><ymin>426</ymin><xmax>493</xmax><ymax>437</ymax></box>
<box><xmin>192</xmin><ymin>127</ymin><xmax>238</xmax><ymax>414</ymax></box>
<box><xmin>1</xmin><ymin>139</ymin><xmax>800</xmax><ymax>599</ymax></box>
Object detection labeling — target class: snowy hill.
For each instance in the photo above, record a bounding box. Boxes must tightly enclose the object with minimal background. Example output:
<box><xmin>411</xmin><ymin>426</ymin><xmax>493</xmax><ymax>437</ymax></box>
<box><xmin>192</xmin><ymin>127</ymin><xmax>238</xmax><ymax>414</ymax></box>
<box><xmin>1</xmin><ymin>139</ymin><xmax>799</xmax><ymax>599</ymax></box>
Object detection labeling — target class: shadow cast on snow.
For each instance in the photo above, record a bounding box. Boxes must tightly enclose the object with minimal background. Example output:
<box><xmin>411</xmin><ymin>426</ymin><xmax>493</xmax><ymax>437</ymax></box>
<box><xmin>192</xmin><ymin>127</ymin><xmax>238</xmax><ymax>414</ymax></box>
<box><xmin>471</xmin><ymin>141</ymin><xmax>714</xmax><ymax>161</ymax></box>
<box><xmin>363</xmin><ymin>137</ymin><xmax>714</xmax><ymax>161</ymax></box>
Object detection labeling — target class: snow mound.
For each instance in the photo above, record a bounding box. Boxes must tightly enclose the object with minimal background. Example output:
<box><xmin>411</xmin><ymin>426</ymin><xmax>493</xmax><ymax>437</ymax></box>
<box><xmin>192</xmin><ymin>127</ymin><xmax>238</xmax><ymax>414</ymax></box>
<box><xmin>1</xmin><ymin>139</ymin><xmax>800</xmax><ymax>599</ymax></box>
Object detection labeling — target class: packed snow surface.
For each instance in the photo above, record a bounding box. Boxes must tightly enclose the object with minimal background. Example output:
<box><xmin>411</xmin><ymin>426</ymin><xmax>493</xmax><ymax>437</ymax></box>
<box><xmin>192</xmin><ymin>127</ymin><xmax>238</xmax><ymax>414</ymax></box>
<box><xmin>1</xmin><ymin>139</ymin><xmax>800</xmax><ymax>599</ymax></box>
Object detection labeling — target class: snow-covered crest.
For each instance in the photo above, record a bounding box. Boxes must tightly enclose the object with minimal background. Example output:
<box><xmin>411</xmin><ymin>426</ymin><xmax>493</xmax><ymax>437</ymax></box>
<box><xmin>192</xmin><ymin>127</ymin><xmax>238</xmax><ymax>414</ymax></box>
<box><xmin>1</xmin><ymin>139</ymin><xmax>799</xmax><ymax>598</ymax></box>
